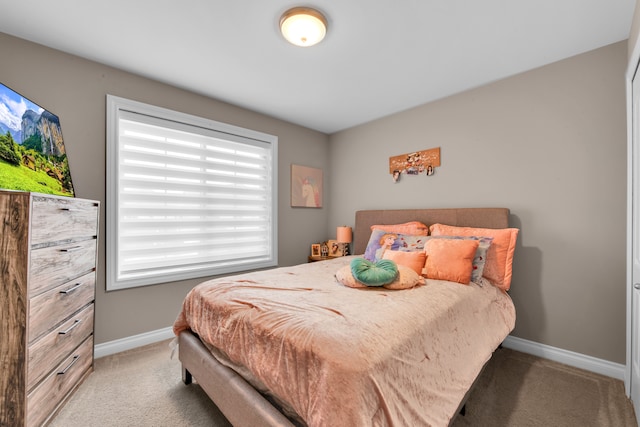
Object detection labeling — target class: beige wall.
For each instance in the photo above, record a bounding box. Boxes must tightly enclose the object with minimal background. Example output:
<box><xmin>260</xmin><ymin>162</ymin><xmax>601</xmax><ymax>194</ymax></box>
<box><xmin>328</xmin><ymin>41</ymin><xmax>628</xmax><ymax>363</ymax></box>
<box><xmin>0</xmin><ymin>32</ymin><xmax>331</xmax><ymax>344</ymax></box>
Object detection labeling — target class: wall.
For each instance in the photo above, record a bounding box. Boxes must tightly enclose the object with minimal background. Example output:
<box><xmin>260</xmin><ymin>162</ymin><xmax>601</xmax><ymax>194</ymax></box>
<box><xmin>328</xmin><ymin>41</ymin><xmax>628</xmax><ymax>363</ymax></box>
<box><xmin>0</xmin><ymin>32</ymin><xmax>331</xmax><ymax>344</ymax></box>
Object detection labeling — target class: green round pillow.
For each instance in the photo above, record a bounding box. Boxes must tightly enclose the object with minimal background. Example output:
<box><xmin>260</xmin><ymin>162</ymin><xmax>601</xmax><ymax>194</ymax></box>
<box><xmin>350</xmin><ymin>258</ymin><xmax>399</xmax><ymax>287</ymax></box>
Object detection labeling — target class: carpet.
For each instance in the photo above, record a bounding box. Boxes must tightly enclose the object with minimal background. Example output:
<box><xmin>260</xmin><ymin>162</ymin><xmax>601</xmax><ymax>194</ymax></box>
<box><xmin>49</xmin><ymin>340</ymin><xmax>637</xmax><ymax>426</ymax></box>
<box><xmin>451</xmin><ymin>347</ymin><xmax>636</xmax><ymax>427</ymax></box>
<box><xmin>49</xmin><ymin>340</ymin><xmax>231</xmax><ymax>427</ymax></box>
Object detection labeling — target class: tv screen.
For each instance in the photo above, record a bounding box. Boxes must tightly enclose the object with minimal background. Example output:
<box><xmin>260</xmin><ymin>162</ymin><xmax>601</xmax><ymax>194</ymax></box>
<box><xmin>0</xmin><ymin>82</ymin><xmax>75</xmax><ymax>197</ymax></box>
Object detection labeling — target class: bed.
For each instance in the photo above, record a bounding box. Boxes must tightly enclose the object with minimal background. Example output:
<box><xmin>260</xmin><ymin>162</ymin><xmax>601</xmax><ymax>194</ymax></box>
<box><xmin>173</xmin><ymin>208</ymin><xmax>517</xmax><ymax>426</ymax></box>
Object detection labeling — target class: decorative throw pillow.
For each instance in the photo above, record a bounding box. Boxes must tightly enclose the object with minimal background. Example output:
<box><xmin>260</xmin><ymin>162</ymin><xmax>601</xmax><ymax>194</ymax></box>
<box><xmin>423</xmin><ymin>236</ymin><xmax>493</xmax><ymax>283</ymax></box>
<box><xmin>371</xmin><ymin>221</ymin><xmax>429</xmax><ymax>236</ymax></box>
<box><xmin>423</xmin><ymin>238</ymin><xmax>479</xmax><ymax>284</ymax></box>
<box><xmin>335</xmin><ymin>264</ymin><xmax>425</xmax><ymax>290</ymax></box>
<box><xmin>335</xmin><ymin>265</ymin><xmax>367</xmax><ymax>288</ymax></box>
<box><xmin>363</xmin><ymin>229</ymin><xmax>428</xmax><ymax>262</ymax></box>
<box><xmin>382</xmin><ymin>250</ymin><xmax>427</xmax><ymax>275</ymax></box>
<box><xmin>429</xmin><ymin>224</ymin><xmax>519</xmax><ymax>291</ymax></box>
<box><xmin>350</xmin><ymin>258</ymin><xmax>398</xmax><ymax>286</ymax></box>
<box><xmin>383</xmin><ymin>267</ymin><xmax>426</xmax><ymax>290</ymax></box>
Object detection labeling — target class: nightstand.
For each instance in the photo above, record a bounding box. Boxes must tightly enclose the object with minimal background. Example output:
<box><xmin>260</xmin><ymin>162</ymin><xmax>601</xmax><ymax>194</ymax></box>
<box><xmin>308</xmin><ymin>256</ymin><xmax>340</xmax><ymax>263</ymax></box>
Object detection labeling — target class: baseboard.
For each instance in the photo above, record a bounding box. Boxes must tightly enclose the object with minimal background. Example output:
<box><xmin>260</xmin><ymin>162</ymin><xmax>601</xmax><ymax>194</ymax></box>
<box><xmin>94</xmin><ymin>326</ymin><xmax>175</xmax><ymax>359</ymax></box>
<box><xmin>94</xmin><ymin>329</ymin><xmax>627</xmax><ymax>381</ymax></box>
<box><xmin>503</xmin><ymin>335</ymin><xmax>626</xmax><ymax>381</ymax></box>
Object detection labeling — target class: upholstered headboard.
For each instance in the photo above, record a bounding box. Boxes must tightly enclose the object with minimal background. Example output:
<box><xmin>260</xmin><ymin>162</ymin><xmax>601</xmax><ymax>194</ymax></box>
<box><xmin>353</xmin><ymin>208</ymin><xmax>510</xmax><ymax>255</ymax></box>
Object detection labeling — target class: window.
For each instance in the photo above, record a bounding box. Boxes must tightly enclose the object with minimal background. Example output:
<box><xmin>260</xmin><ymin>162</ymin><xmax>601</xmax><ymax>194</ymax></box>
<box><xmin>106</xmin><ymin>95</ymin><xmax>278</xmax><ymax>291</ymax></box>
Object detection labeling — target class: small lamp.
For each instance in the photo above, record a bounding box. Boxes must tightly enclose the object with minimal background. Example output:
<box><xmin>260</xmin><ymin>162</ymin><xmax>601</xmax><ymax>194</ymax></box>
<box><xmin>280</xmin><ymin>7</ymin><xmax>328</xmax><ymax>47</ymax></box>
<box><xmin>337</xmin><ymin>226</ymin><xmax>352</xmax><ymax>256</ymax></box>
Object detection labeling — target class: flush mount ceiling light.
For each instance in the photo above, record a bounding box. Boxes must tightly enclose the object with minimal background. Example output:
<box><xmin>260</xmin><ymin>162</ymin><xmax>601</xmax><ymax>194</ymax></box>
<box><xmin>279</xmin><ymin>7</ymin><xmax>328</xmax><ymax>47</ymax></box>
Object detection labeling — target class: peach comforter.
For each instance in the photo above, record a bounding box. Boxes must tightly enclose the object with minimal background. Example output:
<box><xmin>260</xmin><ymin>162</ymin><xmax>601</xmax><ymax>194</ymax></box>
<box><xmin>173</xmin><ymin>257</ymin><xmax>515</xmax><ymax>426</ymax></box>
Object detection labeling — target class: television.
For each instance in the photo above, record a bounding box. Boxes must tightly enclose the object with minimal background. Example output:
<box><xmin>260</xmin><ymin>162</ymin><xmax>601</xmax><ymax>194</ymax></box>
<box><xmin>0</xmin><ymin>82</ymin><xmax>75</xmax><ymax>197</ymax></box>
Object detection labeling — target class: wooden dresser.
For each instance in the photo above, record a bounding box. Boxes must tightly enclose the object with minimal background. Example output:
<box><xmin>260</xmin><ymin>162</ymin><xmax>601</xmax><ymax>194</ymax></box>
<box><xmin>0</xmin><ymin>191</ymin><xmax>99</xmax><ymax>427</ymax></box>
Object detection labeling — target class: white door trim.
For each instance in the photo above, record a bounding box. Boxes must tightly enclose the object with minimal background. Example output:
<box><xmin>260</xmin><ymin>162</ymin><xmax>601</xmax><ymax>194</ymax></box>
<box><xmin>626</xmin><ymin>34</ymin><xmax>640</xmax><ymax>401</ymax></box>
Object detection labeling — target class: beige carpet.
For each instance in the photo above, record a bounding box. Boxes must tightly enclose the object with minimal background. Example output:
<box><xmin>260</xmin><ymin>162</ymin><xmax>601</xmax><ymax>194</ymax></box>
<box><xmin>451</xmin><ymin>348</ymin><xmax>637</xmax><ymax>427</ymax></box>
<box><xmin>49</xmin><ymin>340</ymin><xmax>637</xmax><ymax>427</ymax></box>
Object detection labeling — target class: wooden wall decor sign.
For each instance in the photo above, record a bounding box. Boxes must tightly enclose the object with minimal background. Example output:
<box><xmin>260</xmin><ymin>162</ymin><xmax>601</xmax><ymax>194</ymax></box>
<box><xmin>389</xmin><ymin>147</ymin><xmax>440</xmax><ymax>182</ymax></box>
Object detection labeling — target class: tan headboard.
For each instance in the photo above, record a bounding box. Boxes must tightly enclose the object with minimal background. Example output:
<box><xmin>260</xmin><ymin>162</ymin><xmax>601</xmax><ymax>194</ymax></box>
<box><xmin>353</xmin><ymin>208</ymin><xmax>510</xmax><ymax>255</ymax></box>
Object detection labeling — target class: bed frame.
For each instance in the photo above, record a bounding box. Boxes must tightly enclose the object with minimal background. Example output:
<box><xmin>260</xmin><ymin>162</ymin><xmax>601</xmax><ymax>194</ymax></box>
<box><xmin>179</xmin><ymin>207</ymin><xmax>510</xmax><ymax>427</ymax></box>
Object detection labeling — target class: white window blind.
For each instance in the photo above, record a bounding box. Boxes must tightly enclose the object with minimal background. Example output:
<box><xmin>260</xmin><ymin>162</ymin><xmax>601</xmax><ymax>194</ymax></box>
<box><xmin>106</xmin><ymin>95</ymin><xmax>277</xmax><ymax>290</ymax></box>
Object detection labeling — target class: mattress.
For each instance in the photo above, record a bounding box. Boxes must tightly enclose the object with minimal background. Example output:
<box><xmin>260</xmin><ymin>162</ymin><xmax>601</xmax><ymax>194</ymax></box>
<box><xmin>173</xmin><ymin>256</ymin><xmax>516</xmax><ymax>426</ymax></box>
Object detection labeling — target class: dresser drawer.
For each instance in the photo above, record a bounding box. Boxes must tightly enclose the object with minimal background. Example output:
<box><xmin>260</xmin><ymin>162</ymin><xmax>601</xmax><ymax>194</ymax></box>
<box><xmin>29</xmin><ymin>238</ymin><xmax>97</xmax><ymax>297</ymax></box>
<box><xmin>30</xmin><ymin>196</ymin><xmax>99</xmax><ymax>247</ymax></box>
<box><xmin>28</xmin><ymin>304</ymin><xmax>94</xmax><ymax>391</ymax></box>
<box><xmin>27</xmin><ymin>336</ymin><xmax>93</xmax><ymax>427</ymax></box>
<box><xmin>29</xmin><ymin>272</ymin><xmax>95</xmax><ymax>343</ymax></box>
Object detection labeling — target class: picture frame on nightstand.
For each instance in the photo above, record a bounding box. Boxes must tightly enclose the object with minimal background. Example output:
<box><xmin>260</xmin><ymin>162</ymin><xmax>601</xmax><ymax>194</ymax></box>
<box><xmin>311</xmin><ymin>244</ymin><xmax>321</xmax><ymax>257</ymax></box>
<box><xmin>327</xmin><ymin>240</ymin><xmax>345</xmax><ymax>257</ymax></box>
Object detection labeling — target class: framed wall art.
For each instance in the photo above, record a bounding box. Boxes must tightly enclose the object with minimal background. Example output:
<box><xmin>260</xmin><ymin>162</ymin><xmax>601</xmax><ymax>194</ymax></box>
<box><xmin>291</xmin><ymin>164</ymin><xmax>322</xmax><ymax>208</ymax></box>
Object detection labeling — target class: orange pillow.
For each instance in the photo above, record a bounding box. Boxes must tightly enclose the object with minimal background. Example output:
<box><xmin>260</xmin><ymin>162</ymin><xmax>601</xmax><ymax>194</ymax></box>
<box><xmin>371</xmin><ymin>221</ymin><xmax>429</xmax><ymax>236</ymax></box>
<box><xmin>423</xmin><ymin>238</ymin><xmax>479</xmax><ymax>284</ymax></box>
<box><xmin>382</xmin><ymin>250</ymin><xmax>427</xmax><ymax>275</ymax></box>
<box><xmin>429</xmin><ymin>224</ymin><xmax>519</xmax><ymax>291</ymax></box>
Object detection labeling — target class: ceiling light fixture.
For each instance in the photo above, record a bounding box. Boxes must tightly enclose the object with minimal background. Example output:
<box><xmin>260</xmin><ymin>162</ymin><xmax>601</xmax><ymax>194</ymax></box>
<box><xmin>279</xmin><ymin>7</ymin><xmax>327</xmax><ymax>47</ymax></box>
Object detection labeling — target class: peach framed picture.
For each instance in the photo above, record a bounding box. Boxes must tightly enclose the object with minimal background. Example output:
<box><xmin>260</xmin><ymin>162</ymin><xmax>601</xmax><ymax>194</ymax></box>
<box><xmin>291</xmin><ymin>164</ymin><xmax>322</xmax><ymax>208</ymax></box>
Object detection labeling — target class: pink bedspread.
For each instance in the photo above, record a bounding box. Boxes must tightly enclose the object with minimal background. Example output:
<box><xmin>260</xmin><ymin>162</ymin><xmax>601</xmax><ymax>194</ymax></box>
<box><xmin>173</xmin><ymin>257</ymin><xmax>515</xmax><ymax>426</ymax></box>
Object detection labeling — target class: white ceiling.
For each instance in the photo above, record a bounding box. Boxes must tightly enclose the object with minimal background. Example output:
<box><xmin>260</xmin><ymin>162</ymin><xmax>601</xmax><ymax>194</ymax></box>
<box><xmin>0</xmin><ymin>0</ymin><xmax>635</xmax><ymax>134</ymax></box>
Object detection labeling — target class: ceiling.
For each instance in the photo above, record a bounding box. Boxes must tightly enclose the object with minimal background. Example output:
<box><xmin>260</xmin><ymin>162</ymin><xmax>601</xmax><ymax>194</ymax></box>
<box><xmin>0</xmin><ymin>0</ymin><xmax>635</xmax><ymax>134</ymax></box>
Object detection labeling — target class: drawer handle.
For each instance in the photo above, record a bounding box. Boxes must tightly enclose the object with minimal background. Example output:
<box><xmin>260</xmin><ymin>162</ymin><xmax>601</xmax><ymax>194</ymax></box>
<box><xmin>60</xmin><ymin>283</ymin><xmax>83</xmax><ymax>295</ymax></box>
<box><xmin>59</xmin><ymin>207</ymin><xmax>87</xmax><ymax>212</ymax></box>
<box><xmin>58</xmin><ymin>319</ymin><xmax>81</xmax><ymax>335</ymax></box>
<box><xmin>60</xmin><ymin>246</ymin><xmax>82</xmax><ymax>253</ymax></box>
<box><xmin>57</xmin><ymin>355</ymin><xmax>80</xmax><ymax>375</ymax></box>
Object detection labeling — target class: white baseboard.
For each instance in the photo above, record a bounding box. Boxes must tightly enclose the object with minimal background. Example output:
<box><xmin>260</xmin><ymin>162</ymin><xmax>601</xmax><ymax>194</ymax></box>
<box><xmin>94</xmin><ymin>329</ymin><xmax>626</xmax><ymax>381</ymax></box>
<box><xmin>94</xmin><ymin>326</ymin><xmax>175</xmax><ymax>359</ymax></box>
<box><xmin>503</xmin><ymin>335</ymin><xmax>626</xmax><ymax>381</ymax></box>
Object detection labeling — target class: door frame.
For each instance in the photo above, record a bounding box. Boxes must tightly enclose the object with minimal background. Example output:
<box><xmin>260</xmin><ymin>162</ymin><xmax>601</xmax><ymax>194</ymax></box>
<box><xmin>626</xmin><ymin>35</ymin><xmax>640</xmax><ymax>401</ymax></box>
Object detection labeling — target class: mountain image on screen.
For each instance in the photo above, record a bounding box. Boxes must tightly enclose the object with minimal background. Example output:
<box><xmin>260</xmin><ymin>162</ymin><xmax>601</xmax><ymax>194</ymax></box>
<box><xmin>0</xmin><ymin>82</ymin><xmax>74</xmax><ymax>196</ymax></box>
